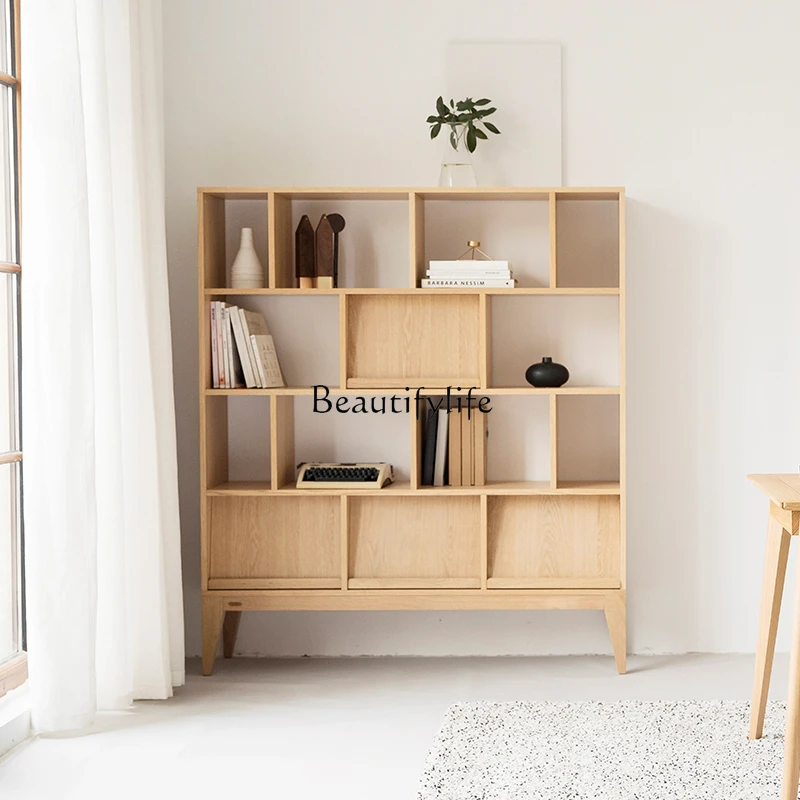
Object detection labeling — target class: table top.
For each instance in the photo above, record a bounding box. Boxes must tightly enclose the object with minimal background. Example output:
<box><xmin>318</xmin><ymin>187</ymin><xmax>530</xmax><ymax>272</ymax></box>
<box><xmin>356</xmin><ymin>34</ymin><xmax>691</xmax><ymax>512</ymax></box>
<box><xmin>749</xmin><ymin>474</ymin><xmax>800</xmax><ymax>510</ymax></box>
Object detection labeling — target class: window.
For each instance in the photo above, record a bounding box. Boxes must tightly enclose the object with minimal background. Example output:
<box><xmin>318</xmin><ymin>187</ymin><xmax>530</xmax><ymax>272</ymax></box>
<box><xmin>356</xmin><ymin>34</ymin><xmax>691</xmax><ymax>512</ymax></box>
<box><xmin>0</xmin><ymin>0</ymin><xmax>22</xmax><ymax>699</ymax></box>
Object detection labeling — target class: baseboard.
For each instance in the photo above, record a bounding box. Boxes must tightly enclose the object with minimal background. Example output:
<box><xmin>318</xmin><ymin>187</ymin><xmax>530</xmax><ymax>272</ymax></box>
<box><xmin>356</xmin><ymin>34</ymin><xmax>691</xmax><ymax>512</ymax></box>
<box><xmin>0</xmin><ymin>683</ymin><xmax>31</xmax><ymax>760</ymax></box>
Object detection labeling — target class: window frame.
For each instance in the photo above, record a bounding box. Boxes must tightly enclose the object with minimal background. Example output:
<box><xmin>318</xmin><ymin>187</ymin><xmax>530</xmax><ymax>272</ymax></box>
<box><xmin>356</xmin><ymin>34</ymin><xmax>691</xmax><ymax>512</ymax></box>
<box><xmin>0</xmin><ymin>0</ymin><xmax>24</xmax><ymax>699</ymax></box>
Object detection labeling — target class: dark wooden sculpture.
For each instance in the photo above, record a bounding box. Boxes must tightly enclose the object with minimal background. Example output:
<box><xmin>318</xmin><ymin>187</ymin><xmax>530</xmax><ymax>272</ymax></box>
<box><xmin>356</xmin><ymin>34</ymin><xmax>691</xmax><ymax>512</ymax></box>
<box><xmin>295</xmin><ymin>215</ymin><xmax>315</xmax><ymax>289</ymax></box>
<box><xmin>327</xmin><ymin>213</ymin><xmax>346</xmax><ymax>287</ymax></box>
<box><xmin>315</xmin><ymin>214</ymin><xmax>335</xmax><ymax>289</ymax></box>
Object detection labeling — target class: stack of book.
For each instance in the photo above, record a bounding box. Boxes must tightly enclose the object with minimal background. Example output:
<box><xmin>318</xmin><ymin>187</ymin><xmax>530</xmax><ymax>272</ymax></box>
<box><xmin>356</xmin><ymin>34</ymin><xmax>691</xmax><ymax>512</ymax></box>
<box><xmin>422</xmin><ymin>259</ymin><xmax>515</xmax><ymax>289</ymax></box>
<box><xmin>210</xmin><ymin>302</ymin><xmax>285</xmax><ymax>389</ymax></box>
<box><xmin>421</xmin><ymin>403</ymin><xmax>487</xmax><ymax>487</ymax></box>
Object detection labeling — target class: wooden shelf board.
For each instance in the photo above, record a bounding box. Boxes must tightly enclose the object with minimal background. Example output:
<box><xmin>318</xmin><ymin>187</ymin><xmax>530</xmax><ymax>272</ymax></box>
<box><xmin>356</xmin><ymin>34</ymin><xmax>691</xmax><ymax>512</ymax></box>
<box><xmin>346</xmin><ymin>378</ymin><xmax>481</xmax><ymax>390</ymax></box>
<box><xmin>205</xmin><ymin>386</ymin><xmax>620</xmax><ymax>397</ymax></box>
<box><xmin>207</xmin><ymin>481</ymin><xmax>272</xmax><ymax>495</ymax></box>
<box><xmin>555</xmin><ymin>481</ymin><xmax>621</xmax><ymax>494</ymax></box>
<box><xmin>208</xmin><ymin>578</ymin><xmax>341</xmax><ymax>590</ymax></box>
<box><xmin>206</xmin><ymin>480</ymin><xmax>621</xmax><ymax>497</ymax></box>
<box><xmin>199</xmin><ymin>186</ymin><xmax>623</xmax><ymax>201</ymax></box>
<box><xmin>415</xmin><ymin>481</ymin><xmax>621</xmax><ymax>496</ymax></box>
<box><xmin>348</xmin><ymin>577</ymin><xmax>480</xmax><ymax>590</ymax></box>
<box><xmin>486</xmin><ymin>577</ymin><xmax>621</xmax><ymax>590</ymax></box>
<box><xmin>484</xmin><ymin>386</ymin><xmax>620</xmax><ymax>395</ymax></box>
<box><xmin>201</xmin><ymin>588</ymin><xmax>620</xmax><ymax>612</ymax></box>
<box><xmin>204</xmin><ymin>287</ymin><xmax>620</xmax><ymax>297</ymax></box>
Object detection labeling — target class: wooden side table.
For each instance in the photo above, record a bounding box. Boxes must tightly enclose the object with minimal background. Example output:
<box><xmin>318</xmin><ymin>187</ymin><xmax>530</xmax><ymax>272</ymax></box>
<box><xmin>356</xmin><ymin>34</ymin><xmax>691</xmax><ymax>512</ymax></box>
<box><xmin>748</xmin><ymin>474</ymin><xmax>800</xmax><ymax>800</ymax></box>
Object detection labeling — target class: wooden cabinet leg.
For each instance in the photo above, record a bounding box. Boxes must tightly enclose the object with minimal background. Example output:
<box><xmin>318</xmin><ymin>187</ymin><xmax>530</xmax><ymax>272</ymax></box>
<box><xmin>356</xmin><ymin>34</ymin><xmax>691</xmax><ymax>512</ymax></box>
<box><xmin>782</xmin><ymin>548</ymin><xmax>800</xmax><ymax>799</ymax></box>
<box><xmin>750</xmin><ymin>514</ymin><xmax>791</xmax><ymax>739</ymax></box>
<box><xmin>223</xmin><ymin>610</ymin><xmax>242</xmax><ymax>659</ymax></box>
<box><xmin>201</xmin><ymin>596</ymin><xmax>225</xmax><ymax>676</ymax></box>
<box><xmin>604</xmin><ymin>591</ymin><xmax>626</xmax><ymax>675</ymax></box>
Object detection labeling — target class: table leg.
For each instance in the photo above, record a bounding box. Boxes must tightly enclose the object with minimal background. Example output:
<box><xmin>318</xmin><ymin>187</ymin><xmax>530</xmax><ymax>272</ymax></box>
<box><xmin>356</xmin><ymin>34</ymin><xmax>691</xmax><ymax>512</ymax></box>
<box><xmin>781</xmin><ymin>547</ymin><xmax>800</xmax><ymax>800</ymax></box>
<box><xmin>750</xmin><ymin>515</ymin><xmax>791</xmax><ymax>739</ymax></box>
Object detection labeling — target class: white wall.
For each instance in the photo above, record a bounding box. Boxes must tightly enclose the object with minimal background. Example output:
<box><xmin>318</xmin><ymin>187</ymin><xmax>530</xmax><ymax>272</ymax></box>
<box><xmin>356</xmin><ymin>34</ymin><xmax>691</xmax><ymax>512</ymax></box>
<box><xmin>163</xmin><ymin>0</ymin><xmax>800</xmax><ymax>657</ymax></box>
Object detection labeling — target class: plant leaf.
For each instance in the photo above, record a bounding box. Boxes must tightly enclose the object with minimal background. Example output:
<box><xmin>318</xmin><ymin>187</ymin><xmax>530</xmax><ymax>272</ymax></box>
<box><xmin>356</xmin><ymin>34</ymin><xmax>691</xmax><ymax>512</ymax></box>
<box><xmin>474</xmin><ymin>98</ymin><xmax>490</xmax><ymax>106</ymax></box>
<box><xmin>426</xmin><ymin>115</ymin><xmax>440</xmax><ymax>123</ymax></box>
<box><xmin>484</xmin><ymin>121</ymin><xmax>501</xmax><ymax>135</ymax></box>
<box><xmin>474</xmin><ymin>127</ymin><xmax>488</xmax><ymax>140</ymax></box>
<box><xmin>481</xmin><ymin>107</ymin><xmax>497</xmax><ymax>116</ymax></box>
<box><xmin>436</xmin><ymin>96</ymin><xmax>448</xmax><ymax>116</ymax></box>
<box><xmin>466</xmin><ymin>127</ymin><xmax>477</xmax><ymax>152</ymax></box>
<box><xmin>456</xmin><ymin>101</ymin><xmax>468</xmax><ymax>111</ymax></box>
<box><xmin>450</xmin><ymin>129</ymin><xmax>458</xmax><ymax>149</ymax></box>
<box><xmin>430</xmin><ymin>122</ymin><xmax>442</xmax><ymax>139</ymax></box>
<box><xmin>449</xmin><ymin>98</ymin><xmax>454</xmax><ymax>107</ymax></box>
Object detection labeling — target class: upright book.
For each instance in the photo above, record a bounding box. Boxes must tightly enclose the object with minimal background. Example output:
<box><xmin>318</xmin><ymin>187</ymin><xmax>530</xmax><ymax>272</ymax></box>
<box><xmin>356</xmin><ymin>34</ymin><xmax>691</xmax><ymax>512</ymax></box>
<box><xmin>433</xmin><ymin>411</ymin><xmax>449</xmax><ymax>487</ymax></box>
<box><xmin>250</xmin><ymin>334</ymin><xmax>285</xmax><ymax>388</ymax></box>
<box><xmin>240</xmin><ymin>310</ymin><xmax>271</xmax><ymax>388</ymax></box>
<box><xmin>448</xmin><ymin>410</ymin><xmax>462</xmax><ymax>486</ymax></box>
<box><xmin>421</xmin><ymin>407</ymin><xmax>439</xmax><ymax>486</ymax></box>
<box><xmin>230</xmin><ymin>308</ymin><xmax>257</xmax><ymax>388</ymax></box>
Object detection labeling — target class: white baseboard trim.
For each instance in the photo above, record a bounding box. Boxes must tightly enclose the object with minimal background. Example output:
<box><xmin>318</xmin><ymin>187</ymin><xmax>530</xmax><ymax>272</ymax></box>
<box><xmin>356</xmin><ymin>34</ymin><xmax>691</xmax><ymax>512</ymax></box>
<box><xmin>0</xmin><ymin>683</ymin><xmax>31</xmax><ymax>759</ymax></box>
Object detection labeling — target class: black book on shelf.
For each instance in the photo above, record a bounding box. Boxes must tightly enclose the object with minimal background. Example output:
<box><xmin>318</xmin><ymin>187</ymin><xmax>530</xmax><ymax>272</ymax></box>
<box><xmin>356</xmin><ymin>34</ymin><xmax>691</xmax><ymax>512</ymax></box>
<box><xmin>421</xmin><ymin>407</ymin><xmax>439</xmax><ymax>486</ymax></box>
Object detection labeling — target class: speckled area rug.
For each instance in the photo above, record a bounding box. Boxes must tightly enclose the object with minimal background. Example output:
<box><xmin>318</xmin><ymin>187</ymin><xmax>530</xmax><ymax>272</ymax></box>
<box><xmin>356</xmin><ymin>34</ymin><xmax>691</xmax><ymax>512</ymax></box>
<box><xmin>418</xmin><ymin>701</ymin><xmax>790</xmax><ymax>799</ymax></box>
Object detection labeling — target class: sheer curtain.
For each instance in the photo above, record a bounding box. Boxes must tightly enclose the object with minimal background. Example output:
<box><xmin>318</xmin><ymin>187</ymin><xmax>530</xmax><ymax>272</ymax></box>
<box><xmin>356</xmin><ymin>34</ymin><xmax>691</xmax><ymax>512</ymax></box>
<box><xmin>21</xmin><ymin>0</ymin><xmax>184</xmax><ymax>731</ymax></box>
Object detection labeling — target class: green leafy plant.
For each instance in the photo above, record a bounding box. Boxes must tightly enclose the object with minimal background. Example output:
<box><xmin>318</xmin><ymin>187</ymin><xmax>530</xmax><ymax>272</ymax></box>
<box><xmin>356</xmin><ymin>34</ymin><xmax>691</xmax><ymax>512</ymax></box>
<box><xmin>427</xmin><ymin>96</ymin><xmax>501</xmax><ymax>153</ymax></box>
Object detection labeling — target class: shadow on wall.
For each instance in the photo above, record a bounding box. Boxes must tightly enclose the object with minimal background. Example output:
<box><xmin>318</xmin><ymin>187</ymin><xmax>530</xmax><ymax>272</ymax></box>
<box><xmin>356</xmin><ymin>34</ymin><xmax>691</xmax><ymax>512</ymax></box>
<box><xmin>627</xmin><ymin>197</ymin><xmax>727</xmax><ymax>654</ymax></box>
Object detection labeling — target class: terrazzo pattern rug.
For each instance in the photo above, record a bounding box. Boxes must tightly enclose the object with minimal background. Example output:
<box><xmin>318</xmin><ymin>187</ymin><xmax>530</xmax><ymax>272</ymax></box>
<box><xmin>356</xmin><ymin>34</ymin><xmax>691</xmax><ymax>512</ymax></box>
<box><xmin>418</xmin><ymin>701</ymin><xmax>791</xmax><ymax>799</ymax></box>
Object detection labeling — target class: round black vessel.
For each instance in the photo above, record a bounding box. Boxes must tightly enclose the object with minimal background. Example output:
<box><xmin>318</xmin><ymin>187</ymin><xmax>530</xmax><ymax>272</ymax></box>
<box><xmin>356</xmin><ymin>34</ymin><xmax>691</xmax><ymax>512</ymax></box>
<box><xmin>525</xmin><ymin>357</ymin><xmax>569</xmax><ymax>388</ymax></box>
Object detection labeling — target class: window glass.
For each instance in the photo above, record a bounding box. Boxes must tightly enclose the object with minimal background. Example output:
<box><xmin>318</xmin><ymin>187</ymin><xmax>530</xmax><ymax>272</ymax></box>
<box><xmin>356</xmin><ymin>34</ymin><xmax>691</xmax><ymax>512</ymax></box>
<box><xmin>0</xmin><ymin>462</ymin><xmax>20</xmax><ymax>659</ymax></box>
<box><xmin>0</xmin><ymin>84</ymin><xmax>15</xmax><ymax>263</ymax></box>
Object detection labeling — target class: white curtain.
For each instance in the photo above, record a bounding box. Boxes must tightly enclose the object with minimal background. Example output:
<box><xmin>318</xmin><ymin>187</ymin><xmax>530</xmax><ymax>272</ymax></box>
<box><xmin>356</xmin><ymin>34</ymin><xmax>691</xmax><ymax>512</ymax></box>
<box><xmin>21</xmin><ymin>0</ymin><xmax>184</xmax><ymax>731</ymax></box>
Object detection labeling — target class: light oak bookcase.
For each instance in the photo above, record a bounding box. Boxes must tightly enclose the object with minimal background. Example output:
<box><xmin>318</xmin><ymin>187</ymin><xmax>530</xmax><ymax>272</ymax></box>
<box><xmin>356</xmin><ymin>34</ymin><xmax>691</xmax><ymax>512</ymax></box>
<box><xmin>198</xmin><ymin>186</ymin><xmax>626</xmax><ymax>675</ymax></box>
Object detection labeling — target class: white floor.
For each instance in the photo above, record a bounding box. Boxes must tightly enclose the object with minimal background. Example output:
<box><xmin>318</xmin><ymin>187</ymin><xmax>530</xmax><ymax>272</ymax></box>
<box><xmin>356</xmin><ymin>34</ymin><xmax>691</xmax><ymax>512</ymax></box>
<box><xmin>0</xmin><ymin>654</ymin><xmax>784</xmax><ymax>800</ymax></box>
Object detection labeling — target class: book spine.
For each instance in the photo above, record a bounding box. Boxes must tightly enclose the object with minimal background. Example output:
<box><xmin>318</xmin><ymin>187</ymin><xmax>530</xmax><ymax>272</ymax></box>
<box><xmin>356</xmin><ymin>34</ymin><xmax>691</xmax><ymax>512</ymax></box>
<box><xmin>216</xmin><ymin>302</ymin><xmax>226</xmax><ymax>388</ymax></box>
<box><xmin>221</xmin><ymin>307</ymin><xmax>232</xmax><ymax>388</ymax></box>
<box><xmin>421</xmin><ymin>409</ymin><xmax>438</xmax><ymax>486</ymax></box>
<box><xmin>229</xmin><ymin>309</ymin><xmax>246</xmax><ymax>389</ymax></box>
<box><xmin>210</xmin><ymin>303</ymin><xmax>219</xmax><ymax>388</ymax></box>
<box><xmin>429</xmin><ymin>260</ymin><xmax>510</xmax><ymax>270</ymax></box>
<box><xmin>231</xmin><ymin>308</ymin><xmax>256</xmax><ymax>388</ymax></box>
<box><xmin>474</xmin><ymin>410</ymin><xmax>486</xmax><ymax>486</ymax></box>
<box><xmin>427</xmin><ymin>270</ymin><xmax>511</xmax><ymax>278</ymax></box>
<box><xmin>448</xmin><ymin>409</ymin><xmax>461</xmax><ymax>487</ymax></box>
<box><xmin>433</xmin><ymin>410</ymin><xmax>449</xmax><ymax>487</ymax></box>
<box><xmin>461</xmin><ymin>408</ymin><xmax>472</xmax><ymax>486</ymax></box>
<box><xmin>421</xmin><ymin>278</ymin><xmax>516</xmax><ymax>288</ymax></box>
<box><xmin>250</xmin><ymin>334</ymin><xmax>268</xmax><ymax>387</ymax></box>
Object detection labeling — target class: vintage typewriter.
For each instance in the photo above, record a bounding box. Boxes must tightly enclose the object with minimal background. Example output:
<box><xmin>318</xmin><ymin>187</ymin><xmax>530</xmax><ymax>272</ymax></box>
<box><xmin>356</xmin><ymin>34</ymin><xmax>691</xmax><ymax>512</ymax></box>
<box><xmin>296</xmin><ymin>462</ymin><xmax>394</xmax><ymax>489</ymax></box>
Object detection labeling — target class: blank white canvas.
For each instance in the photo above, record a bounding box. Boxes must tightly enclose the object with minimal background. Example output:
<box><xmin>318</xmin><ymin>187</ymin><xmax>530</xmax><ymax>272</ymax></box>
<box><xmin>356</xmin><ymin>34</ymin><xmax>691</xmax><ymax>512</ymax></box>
<box><xmin>446</xmin><ymin>42</ymin><xmax>562</xmax><ymax>186</ymax></box>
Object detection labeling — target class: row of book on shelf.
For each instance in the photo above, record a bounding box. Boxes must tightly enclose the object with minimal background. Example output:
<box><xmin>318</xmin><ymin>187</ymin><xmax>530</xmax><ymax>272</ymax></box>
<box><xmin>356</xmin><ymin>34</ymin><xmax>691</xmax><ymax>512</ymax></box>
<box><xmin>210</xmin><ymin>302</ymin><xmax>285</xmax><ymax>388</ymax></box>
<box><xmin>422</xmin><ymin>259</ymin><xmax>515</xmax><ymax>288</ymax></box>
<box><xmin>421</xmin><ymin>403</ymin><xmax>487</xmax><ymax>486</ymax></box>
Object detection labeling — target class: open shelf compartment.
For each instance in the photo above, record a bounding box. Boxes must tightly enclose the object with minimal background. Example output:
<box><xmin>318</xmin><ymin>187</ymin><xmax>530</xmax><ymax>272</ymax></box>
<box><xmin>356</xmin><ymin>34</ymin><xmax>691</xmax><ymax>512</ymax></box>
<box><xmin>271</xmin><ymin>193</ymin><xmax>411</xmax><ymax>289</ymax></box>
<box><xmin>200</xmin><ymin>191</ymin><xmax>269</xmax><ymax>289</ymax></box>
<box><xmin>421</xmin><ymin>195</ymin><xmax>550</xmax><ymax>289</ymax></box>
<box><xmin>554</xmin><ymin>194</ymin><xmax>621</xmax><ymax>289</ymax></box>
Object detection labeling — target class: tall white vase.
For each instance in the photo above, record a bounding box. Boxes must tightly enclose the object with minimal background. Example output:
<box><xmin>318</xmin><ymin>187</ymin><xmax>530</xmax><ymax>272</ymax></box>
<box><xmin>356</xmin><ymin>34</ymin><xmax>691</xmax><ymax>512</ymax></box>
<box><xmin>230</xmin><ymin>228</ymin><xmax>264</xmax><ymax>288</ymax></box>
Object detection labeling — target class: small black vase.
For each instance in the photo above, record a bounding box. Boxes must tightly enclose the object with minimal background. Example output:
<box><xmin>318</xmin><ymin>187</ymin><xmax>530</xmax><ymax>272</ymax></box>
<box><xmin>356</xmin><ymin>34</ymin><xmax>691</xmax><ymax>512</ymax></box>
<box><xmin>525</xmin><ymin>357</ymin><xmax>569</xmax><ymax>388</ymax></box>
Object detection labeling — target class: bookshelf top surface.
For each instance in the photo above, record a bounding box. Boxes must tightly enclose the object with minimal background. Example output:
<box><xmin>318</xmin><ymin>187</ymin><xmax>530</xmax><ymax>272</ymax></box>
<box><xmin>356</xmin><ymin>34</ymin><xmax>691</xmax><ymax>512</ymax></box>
<box><xmin>204</xmin><ymin>287</ymin><xmax>620</xmax><ymax>296</ymax></box>
<box><xmin>206</xmin><ymin>480</ymin><xmax>621</xmax><ymax>497</ymax></box>
<box><xmin>198</xmin><ymin>186</ymin><xmax>624</xmax><ymax>201</ymax></box>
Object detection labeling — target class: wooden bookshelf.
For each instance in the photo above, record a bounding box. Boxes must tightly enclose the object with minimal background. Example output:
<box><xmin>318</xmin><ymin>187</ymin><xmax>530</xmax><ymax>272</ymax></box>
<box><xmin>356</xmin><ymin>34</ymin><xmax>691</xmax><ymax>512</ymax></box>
<box><xmin>198</xmin><ymin>186</ymin><xmax>626</xmax><ymax>675</ymax></box>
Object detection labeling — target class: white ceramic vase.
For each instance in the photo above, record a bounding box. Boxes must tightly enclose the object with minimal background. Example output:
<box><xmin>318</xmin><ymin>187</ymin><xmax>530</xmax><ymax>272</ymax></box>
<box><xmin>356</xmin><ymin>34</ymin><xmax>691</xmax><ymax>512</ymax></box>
<box><xmin>230</xmin><ymin>228</ymin><xmax>264</xmax><ymax>288</ymax></box>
